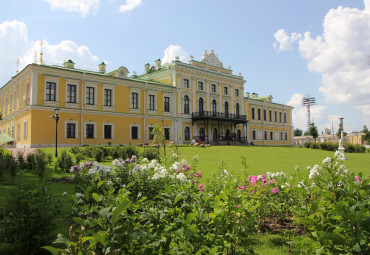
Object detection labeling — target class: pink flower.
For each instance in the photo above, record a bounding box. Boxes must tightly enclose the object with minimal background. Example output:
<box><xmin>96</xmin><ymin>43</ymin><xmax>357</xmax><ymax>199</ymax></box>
<box><xmin>271</xmin><ymin>187</ymin><xmax>279</xmax><ymax>194</ymax></box>
<box><xmin>237</xmin><ymin>186</ymin><xmax>246</xmax><ymax>190</ymax></box>
<box><xmin>194</xmin><ymin>179</ymin><xmax>197</xmax><ymax>184</ymax></box>
<box><xmin>194</xmin><ymin>171</ymin><xmax>202</xmax><ymax>178</ymax></box>
<box><xmin>262</xmin><ymin>179</ymin><xmax>267</xmax><ymax>185</ymax></box>
<box><xmin>236</xmin><ymin>205</ymin><xmax>240</xmax><ymax>208</ymax></box>
<box><xmin>355</xmin><ymin>176</ymin><xmax>362</xmax><ymax>184</ymax></box>
<box><xmin>268</xmin><ymin>179</ymin><xmax>276</xmax><ymax>184</ymax></box>
<box><xmin>261</xmin><ymin>174</ymin><xmax>266</xmax><ymax>179</ymax></box>
<box><xmin>198</xmin><ymin>184</ymin><xmax>205</xmax><ymax>191</ymax></box>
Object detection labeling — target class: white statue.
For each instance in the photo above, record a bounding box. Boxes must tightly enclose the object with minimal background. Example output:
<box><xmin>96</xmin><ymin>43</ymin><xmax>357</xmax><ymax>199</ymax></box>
<box><xmin>339</xmin><ymin>130</ymin><xmax>344</xmax><ymax>149</ymax></box>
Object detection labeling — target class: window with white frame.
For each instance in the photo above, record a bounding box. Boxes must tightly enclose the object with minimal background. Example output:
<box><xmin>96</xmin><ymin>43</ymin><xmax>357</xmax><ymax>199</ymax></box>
<box><xmin>46</xmin><ymin>82</ymin><xmax>56</xmax><ymax>101</ymax></box>
<box><xmin>251</xmin><ymin>107</ymin><xmax>255</xmax><ymax>120</ymax></box>
<box><xmin>25</xmin><ymin>83</ymin><xmax>29</xmax><ymax>105</ymax></box>
<box><xmin>131</xmin><ymin>92</ymin><xmax>138</xmax><ymax>109</ymax></box>
<box><xmin>86</xmin><ymin>87</ymin><xmax>95</xmax><ymax>105</ymax></box>
<box><xmin>184</xmin><ymin>126</ymin><xmax>190</xmax><ymax>140</ymax></box>
<box><xmin>131</xmin><ymin>125</ymin><xmax>139</xmax><ymax>139</ymax></box>
<box><xmin>103</xmin><ymin>123</ymin><xmax>113</xmax><ymax>139</ymax></box>
<box><xmin>275</xmin><ymin>111</ymin><xmax>277</xmax><ymax>122</ymax></box>
<box><xmin>183</xmin><ymin>79</ymin><xmax>190</xmax><ymax>88</ymax></box>
<box><xmin>252</xmin><ymin>130</ymin><xmax>257</xmax><ymax>140</ymax></box>
<box><xmin>13</xmin><ymin>91</ymin><xmax>16</xmax><ymax>109</ymax></box>
<box><xmin>211</xmin><ymin>84</ymin><xmax>217</xmax><ymax>93</ymax></box>
<box><xmin>280</xmin><ymin>132</ymin><xmax>283</xmax><ymax>140</ymax></box>
<box><xmin>85</xmin><ymin>123</ymin><xmax>95</xmax><ymax>138</ymax></box>
<box><xmin>284</xmin><ymin>113</ymin><xmax>287</xmax><ymax>123</ymax></box>
<box><xmin>279</xmin><ymin>112</ymin><xmax>282</xmax><ymax>123</ymax></box>
<box><xmin>104</xmin><ymin>89</ymin><xmax>112</xmax><ymax>106</ymax></box>
<box><xmin>67</xmin><ymin>84</ymin><xmax>77</xmax><ymax>103</ymax></box>
<box><xmin>224</xmin><ymin>86</ymin><xmax>228</xmax><ymax>95</ymax></box>
<box><xmin>258</xmin><ymin>130</ymin><xmax>263</xmax><ymax>140</ymax></box>
<box><xmin>285</xmin><ymin>132</ymin><xmax>288</xmax><ymax>141</ymax></box>
<box><xmin>270</xmin><ymin>131</ymin><xmax>274</xmax><ymax>140</ymax></box>
<box><xmin>269</xmin><ymin>110</ymin><xmax>272</xmax><ymax>122</ymax></box>
<box><xmin>66</xmin><ymin>123</ymin><xmax>77</xmax><ymax>138</ymax></box>
<box><xmin>263</xmin><ymin>109</ymin><xmax>267</xmax><ymax>121</ymax></box>
<box><xmin>164</xmin><ymin>127</ymin><xmax>170</xmax><ymax>140</ymax></box>
<box><xmin>149</xmin><ymin>94</ymin><xmax>155</xmax><ymax>110</ymax></box>
<box><xmin>235</xmin><ymin>89</ymin><xmax>239</xmax><ymax>97</ymax></box>
<box><xmin>17</xmin><ymin>122</ymin><xmax>20</xmax><ymax>139</ymax></box>
<box><xmin>264</xmin><ymin>131</ymin><xmax>268</xmax><ymax>140</ymax></box>
<box><xmin>198</xmin><ymin>81</ymin><xmax>204</xmax><ymax>91</ymax></box>
<box><xmin>148</xmin><ymin>126</ymin><xmax>154</xmax><ymax>140</ymax></box>
<box><xmin>184</xmin><ymin>95</ymin><xmax>190</xmax><ymax>114</ymax></box>
<box><xmin>257</xmin><ymin>108</ymin><xmax>261</xmax><ymax>120</ymax></box>
<box><xmin>164</xmin><ymin>96</ymin><xmax>170</xmax><ymax>112</ymax></box>
<box><xmin>275</xmin><ymin>131</ymin><xmax>279</xmax><ymax>140</ymax></box>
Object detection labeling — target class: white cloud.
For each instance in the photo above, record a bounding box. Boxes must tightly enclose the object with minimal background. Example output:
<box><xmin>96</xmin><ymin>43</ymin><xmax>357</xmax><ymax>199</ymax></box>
<box><xmin>118</xmin><ymin>0</ymin><xmax>142</xmax><ymax>13</ymax></box>
<box><xmin>276</xmin><ymin>0</ymin><xmax>370</xmax><ymax>128</ymax></box>
<box><xmin>273</xmin><ymin>29</ymin><xmax>302</xmax><ymax>52</ymax></box>
<box><xmin>161</xmin><ymin>45</ymin><xmax>190</xmax><ymax>64</ymax></box>
<box><xmin>0</xmin><ymin>20</ymin><xmax>102</xmax><ymax>86</ymax></box>
<box><xmin>42</xmin><ymin>0</ymin><xmax>100</xmax><ymax>17</ymax></box>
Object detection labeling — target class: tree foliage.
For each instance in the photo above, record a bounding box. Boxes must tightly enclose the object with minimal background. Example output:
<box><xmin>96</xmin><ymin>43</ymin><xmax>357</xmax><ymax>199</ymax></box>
<box><xmin>362</xmin><ymin>125</ymin><xmax>370</xmax><ymax>143</ymax></box>
<box><xmin>309</xmin><ymin>122</ymin><xmax>319</xmax><ymax>142</ymax></box>
<box><xmin>293</xmin><ymin>128</ymin><xmax>303</xmax><ymax>136</ymax></box>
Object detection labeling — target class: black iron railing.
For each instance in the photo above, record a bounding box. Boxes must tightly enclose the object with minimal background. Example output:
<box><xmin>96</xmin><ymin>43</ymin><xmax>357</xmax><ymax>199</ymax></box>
<box><xmin>192</xmin><ymin>111</ymin><xmax>247</xmax><ymax>121</ymax></box>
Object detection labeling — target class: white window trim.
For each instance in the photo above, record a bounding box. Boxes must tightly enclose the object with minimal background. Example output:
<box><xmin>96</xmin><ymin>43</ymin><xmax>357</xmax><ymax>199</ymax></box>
<box><xmin>147</xmin><ymin>125</ymin><xmax>154</xmax><ymax>140</ymax></box>
<box><xmin>163</xmin><ymin>93</ymin><xmax>172</xmax><ymax>115</ymax></box>
<box><xmin>184</xmin><ymin>125</ymin><xmax>191</xmax><ymax>140</ymax></box>
<box><xmin>147</xmin><ymin>91</ymin><xmax>157</xmax><ymax>114</ymax></box>
<box><xmin>65</xmin><ymin>79</ymin><xmax>80</xmax><ymax>108</ymax></box>
<box><xmin>197</xmin><ymin>80</ymin><xmax>205</xmax><ymax>91</ymax></box>
<box><xmin>85</xmin><ymin>83</ymin><xmax>98</xmax><ymax>110</ymax></box>
<box><xmin>235</xmin><ymin>88</ymin><xmax>239</xmax><ymax>97</ymax></box>
<box><xmin>65</xmin><ymin>120</ymin><xmax>78</xmax><ymax>139</ymax></box>
<box><xmin>252</xmin><ymin>129</ymin><xmax>257</xmax><ymax>141</ymax></box>
<box><xmin>275</xmin><ymin>131</ymin><xmax>279</xmax><ymax>141</ymax></box>
<box><xmin>183</xmin><ymin>93</ymin><xmax>191</xmax><ymax>115</ymax></box>
<box><xmin>44</xmin><ymin>76</ymin><xmax>59</xmax><ymax>107</ymax></box>
<box><xmin>102</xmin><ymin>122</ymin><xmax>114</xmax><ymax>139</ymax></box>
<box><xmin>223</xmin><ymin>86</ymin><xmax>229</xmax><ymax>96</ymax></box>
<box><xmin>130</xmin><ymin>88</ymin><xmax>141</xmax><ymax>113</ymax></box>
<box><xmin>84</xmin><ymin>121</ymin><xmax>97</xmax><ymax>139</ymax></box>
<box><xmin>183</xmin><ymin>78</ymin><xmax>190</xmax><ymax>89</ymax></box>
<box><xmin>17</xmin><ymin>122</ymin><xmax>20</xmax><ymax>140</ymax></box>
<box><xmin>163</xmin><ymin>126</ymin><xmax>171</xmax><ymax>140</ymax></box>
<box><xmin>102</xmin><ymin>85</ymin><xmax>115</xmax><ymax>111</ymax></box>
<box><xmin>130</xmin><ymin>124</ymin><xmax>140</xmax><ymax>140</ymax></box>
<box><xmin>211</xmin><ymin>84</ymin><xmax>217</xmax><ymax>93</ymax></box>
<box><xmin>258</xmin><ymin>130</ymin><xmax>263</xmax><ymax>141</ymax></box>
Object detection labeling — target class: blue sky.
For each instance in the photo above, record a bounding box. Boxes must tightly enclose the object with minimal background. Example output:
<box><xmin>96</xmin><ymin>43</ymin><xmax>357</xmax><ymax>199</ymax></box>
<box><xmin>1</xmin><ymin>0</ymin><xmax>369</xmax><ymax>133</ymax></box>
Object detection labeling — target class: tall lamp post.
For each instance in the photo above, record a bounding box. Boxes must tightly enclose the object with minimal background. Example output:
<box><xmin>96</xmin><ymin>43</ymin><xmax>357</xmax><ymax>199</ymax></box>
<box><xmin>51</xmin><ymin>108</ymin><xmax>60</xmax><ymax>157</ymax></box>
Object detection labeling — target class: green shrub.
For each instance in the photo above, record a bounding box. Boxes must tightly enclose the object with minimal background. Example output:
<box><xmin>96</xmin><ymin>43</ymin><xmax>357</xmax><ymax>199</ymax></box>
<box><xmin>122</xmin><ymin>144</ymin><xmax>139</xmax><ymax>159</ymax></box>
<box><xmin>47</xmin><ymin>152</ymin><xmax>53</xmax><ymax>165</ymax></box>
<box><xmin>304</xmin><ymin>142</ymin><xmax>312</xmax><ymax>148</ymax></box>
<box><xmin>310</xmin><ymin>143</ymin><xmax>319</xmax><ymax>149</ymax></box>
<box><xmin>16</xmin><ymin>151</ymin><xmax>27</xmax><ymax>170</ymax></box>
<box><xmin>0</xmin><ymin>179</ymin><xmax>60</xmax><ymax>254</ymax></box>
<box><xmin>74</xmin><ymin>152</ymin><xmax>84</xmax><ymax>164</ymax></box>
<box><xmin>84</xmin><ymin>145</ymin><xmax>94</xmax><ymax>158</ymax></box>
<box><xmin>93</xmin><ymin>146</ymin><xmax>105</xmax><ymax>162</ymax></box>
<box><xmin>34</xmin><ymin>149</ymin><xmax>48</xmax><ymax>177</ymax></box>
<box><xmin>110</xmin><ymin>145</ymin><xmax>124</xmax><ymax>159</ymax></box>
<box><xmin>26</xmin><ymin>152</ymin><xmax>35</xmax><ymax>170</ymax></box>
<box><xmin>141</xmin><ymin>147</ymin><xmax>158</xmax><ymax>160</ymax></box>
<box><xmin>70</xmin><ymin>146</ymin><xmax>81</xmax><ymax>155</ymax></box>
<box><xmin>57</xmin><ymin>150</ymin><xmax>74</xmax><ymax>172</ymax></box>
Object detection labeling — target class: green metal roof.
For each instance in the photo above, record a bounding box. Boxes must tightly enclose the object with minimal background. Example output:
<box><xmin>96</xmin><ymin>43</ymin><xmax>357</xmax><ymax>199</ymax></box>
<box><xmin>0</xmin><ymin>133</ymin><xmax>14</xmax><ymax>144</ymax></box>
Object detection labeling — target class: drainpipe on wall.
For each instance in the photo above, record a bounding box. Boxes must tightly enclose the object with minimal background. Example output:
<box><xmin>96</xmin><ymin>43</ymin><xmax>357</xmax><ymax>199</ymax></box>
<box><xmin>81</xmin><ymin>71</ymin><xmax>86</xmax><ymax>146</ymax></box>
<box><xmin>143</xmin><ymin>82</ymin><xmax>148</xmax><ymax>143</ymax></box>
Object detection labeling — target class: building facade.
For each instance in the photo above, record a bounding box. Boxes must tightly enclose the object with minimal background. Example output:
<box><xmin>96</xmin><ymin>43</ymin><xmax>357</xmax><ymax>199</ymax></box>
<box><xmin>0</xmin><ymin>50</ymin><xmax>294</xmax><ymax>148</ymax></box>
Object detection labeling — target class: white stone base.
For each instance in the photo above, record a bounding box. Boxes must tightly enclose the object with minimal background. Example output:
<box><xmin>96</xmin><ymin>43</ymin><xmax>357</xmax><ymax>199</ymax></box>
<box><xmin>335</xmin><ymin>148</ymin><xmax>347</xmax><ymax>160</ymax></box>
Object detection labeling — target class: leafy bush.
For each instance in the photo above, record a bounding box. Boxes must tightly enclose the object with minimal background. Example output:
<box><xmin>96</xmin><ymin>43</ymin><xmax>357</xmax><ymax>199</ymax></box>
<box><xmin>84</xmin><ymin>145</ymin><xmax>94</xmax><ymax>158</ymax></box>
<box><xmin>93</xmin><ymin>146</ymin><xmax>105</xmax><ymax>162</ymax></box>
<box><xmin>304</xmin><ymin>142</ymin><xmax>312</xmax><ymax>148</ymax></box>
<box><xmin>34</xmin><ymin>149</ymin><xmax>48</xmax><ymax>177</ymax></box>
<box><xmin>16</xmin><ymin>151</ymin><xmax>27</xmax><ymax>170</ymax></box>
<box><xmin>26</xmin><ymin>152</ymin><xmax>35</xmax><ymax>170</ymax></box>
<box><xmin>110</xmin><ymin>145</ymin><xmax>124</xmax><ymax>159</ymax></box>
<box><xmin>141</xmin><ymin>147</ymin><xmax>158</xmax><ymax>160</ymax></box>
<box><xmin>74</xmin><ymin>152</ymin><xmax>84</xmax><ymax>164</ymax></box>
<box><xmin>310</xmin><ymin>143</ymin><xmax>320</xmax><ymax>149</ymax></box>
<box><xmin>122</xmin><ymin>144</ymin><xmax>139</xmax><ymax>159</ymax></box>
<box><xmin>70</xmin><ymin>146</ymin><xmax>81</xmax><ymax>155</ymax></box>
<box><xmin>345</xmin><ymin>144</ymin><xmax>365</xmax><ymax>153</ymax></box>
<box><xmin>0</xmin><ymin>179</ymin><xmax>60</xmax><ymax>254</ymax></box>
<box><xmin>56</xmin><ymin>150</ymin><xmax>74</xmax><ymax>172</ymax></box>
<box><xmin>46</xmin><ymin>152</ymin><xmax>53</xmax><ymax>165</ymax></box>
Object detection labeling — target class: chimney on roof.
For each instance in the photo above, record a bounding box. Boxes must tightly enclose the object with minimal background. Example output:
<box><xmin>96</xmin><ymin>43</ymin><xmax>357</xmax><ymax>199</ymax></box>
<box><xmin>155</xmin><ymin>59</ymin><xmax>161</xmax><ymax>70</ymax></box>
<box><xmin>64</xmin><ymin>59</ymin><xmax>75</xmax><ymax>69</ymax></box>
<box><xmin>98</xmin><ymin>62</ymin><xmax>106</xmax><ymax>74</ymax></box>
<box><xmin>144</xmin><ymin>63</ymin><xmax>150</xmax><ymax>73</ymax></box>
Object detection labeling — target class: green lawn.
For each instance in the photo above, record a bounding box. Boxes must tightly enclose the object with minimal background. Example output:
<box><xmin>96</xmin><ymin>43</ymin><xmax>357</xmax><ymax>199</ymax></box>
<box><xmin>175</xmin><ymin>146</ymin><xmax>370</xmax><ymax>179</ymax></box>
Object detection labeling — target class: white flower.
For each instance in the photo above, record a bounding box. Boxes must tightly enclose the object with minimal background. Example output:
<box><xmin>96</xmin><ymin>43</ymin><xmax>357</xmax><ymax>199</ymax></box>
<box><xmin>176</xmin><ymin>172</ymin><xmax>187</xmax><ymax>182</ymax></box>
<box><xmin>148</xmin><ymin>162</ymin><xmax>155</xmax><ymax>169</ymax></box>
<box><xmin>309</xmin><ymin>165</ymin><xmax>320</xmax><ymax>179</ymax></box>
<box><xmin>88</xmin><ymin>168</ymin><xmax>97</xmax><ymax>175</ymax></box>
<box><xmin>334</xmin><ymin>151</ymin><xmax>345</xmax><ymax>160</ymax></box>
<box><xmin>122</xmin><ymin>184</ymin><xmax>126</xmax><ymax>188</ymax></box>
<box><xmin>170</xmin><ymin>162</ymin><xmax>182</xmax><ymax>171</ymax></box>
<box><xmin>152</xmin><ymin>173</ymin><xmax>161</xmax><ymax>180</ymax></box>
<box><xmin>142</xmin><ymin>158</ymin><xmax>149</xmax><ymax>163</ymax></box>
<box><xmin>298</xmin><ymin>181</ymin><xmax>306</xmax><ymax>189</ymax></box>
<box><xmin>322</xmin><ymin>157</ymin><xmax>331</xmax><ymax>164</ymax></box>
<box><xmin>107</xmin><ymin>180</ymin><xmax>113</xmax><ymax>186</ymax></box>
<box><xmin>311</xmin><ymin>183</ymin><xmax>316</xmax><ymax>188</ymax></box>
<box><xmin>181</xmin><ymin>159</ymin><xmax>188</xmax><ymax>165</ymax></box>
<box><xmin>192</xmin><ymin>155</ymin><xmax>199</xmax><ymax>161</ymax></box>
<box><xmin>75</xmin><ymin>193</ymin><xmax>84</xmax><ymax>199</ymax></box>
<box><xmin>79</xmin><ymin>163</ymin><xmax>85</xmax><ymax>168</ymax></box>
<box><xmin>62</xmin><ymin>192</ymin><xmax>67</xmax><ymax>196</ymax></box>
<box><xmin>257</xmin><ymin>175</ymin><xmax>262</xmax><ymax>180</ymax></box>
<box><xmin>78</xmin><ymin>199</ymin><xmax>84</xmax><ymax>204</ymax></box>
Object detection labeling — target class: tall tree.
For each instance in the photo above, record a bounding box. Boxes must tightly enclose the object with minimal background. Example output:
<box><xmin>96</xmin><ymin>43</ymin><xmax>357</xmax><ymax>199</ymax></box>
<box><xmin>324</xmin><ymin>128</ymin><xmax>331</xmax><ymax>135</ymax></box>
<box><xmin>309</xmin><ymin>122</ymin><xmax>319</xmax><ymax>142</ymax></box>
<box><xmin>293</xmin><ymin>128</ymin><xmax>303</xmax><ymax>136</ymax></box>
<box><xmin>362</xmin><ymin>125</ymin><xmax>370</xmax><ymax>143</ymax></box>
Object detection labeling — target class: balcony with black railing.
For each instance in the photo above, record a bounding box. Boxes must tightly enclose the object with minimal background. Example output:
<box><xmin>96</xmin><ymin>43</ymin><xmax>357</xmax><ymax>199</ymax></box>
<box><xmin>192</xmin><ymin>111</ymin><xmax>248</xmax><ymax>123</ymax></box>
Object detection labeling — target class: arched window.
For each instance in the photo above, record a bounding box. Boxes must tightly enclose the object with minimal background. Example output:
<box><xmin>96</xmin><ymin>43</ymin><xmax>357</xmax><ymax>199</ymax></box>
<box><xmin>184</xmin><ymin>95</ymin><xmax>189</xmax><ymax>114</ymax></box>
<box><xmin>212</xmin><ymin>100</ymin><xmax>217</xmax><ymax>115</ymax></box>
<box><xmin>198</xmin><ymin>98</ymin><xmax>204</xmax><ymax>113</ymax></box>
<box><xmin>184</xmin><ymin>126</ymin><xmax>190</xmax><ymax>140</ymax></box>
<box><xmin>199</xmin><ymin>127</ymin><xmax>205</xmax><ymax>140</ymax></box>
<box><xmin>236</xmin><ymin>103</ymin><xmax>240</xmax><ymax>117</ymax></box>
<box><xmin>224</xmin><ymin>101</ymin><xmax>229</xmax><ymax>117</ymax></box>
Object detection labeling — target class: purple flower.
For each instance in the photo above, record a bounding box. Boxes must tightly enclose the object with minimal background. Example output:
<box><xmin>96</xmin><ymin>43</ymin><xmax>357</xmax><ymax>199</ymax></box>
<box><xmin>271</xmin><ymin>187</ymin><xmax>279</xmax><ymax>194</ymax></box>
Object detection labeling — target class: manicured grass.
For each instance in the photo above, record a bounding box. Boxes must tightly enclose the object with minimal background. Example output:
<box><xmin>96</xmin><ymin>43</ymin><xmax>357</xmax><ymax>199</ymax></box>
<box><xmin>176</xmin><ymin>146</ymin><xmax>370</xmax><ymax>179</ymax></box>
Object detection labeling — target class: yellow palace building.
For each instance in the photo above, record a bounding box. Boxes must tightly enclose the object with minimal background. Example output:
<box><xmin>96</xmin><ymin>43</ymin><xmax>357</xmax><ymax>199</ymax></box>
<box><xmin>0</xmin><ymin>49</ymin><xmax>293</xmax><ymax>148</ymax></box>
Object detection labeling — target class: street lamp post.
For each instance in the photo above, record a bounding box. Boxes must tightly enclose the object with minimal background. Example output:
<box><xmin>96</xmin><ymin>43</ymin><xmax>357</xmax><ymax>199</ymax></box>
<box><xmin>52</xmin><ymin>108</ymin><xmax>60</xmax><ymax>157</ymax></box>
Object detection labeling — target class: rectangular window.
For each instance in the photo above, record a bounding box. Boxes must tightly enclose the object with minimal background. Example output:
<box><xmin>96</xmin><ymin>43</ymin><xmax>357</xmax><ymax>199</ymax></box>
<box><xmin>148</xmin><ymin>127</ymin><xmax>154</xmax><ymax>140</ymax></box>
<box><xmin>279</xmin><ymin>112</ymin><xmax>282</xmax><ymax>123</ymax></box>
<box><xmin>104</xmin><ymin>125</ymin><xmax>112</xmax><ymax>139</ymax></box>
<box><xmin>285</xmin><ymin>132</ymin><xmax>288</xmax><ymax>141</ymax></box>
<box><xmin>263</xmin><ymin>109</ymin><xmax>267</xmax><ymax>121</ymax></box>
<box><xmin>131</xmin><ymin>92</ymin><xmax>138</xmax><ymax>109</ymax></box>
<box><xmin>104</xmin><ymin>89</ymin><xmax>112</xmax><ymax>106</ymax></box>
<box><xmin>224</xmin><ymin>87</ymin><xmax>228</xmax><ymax>95</ymax></box>
<box><xmin>86</xmin><ymin>124</ymin><xmax>94</xmax><ymax>138</ymax></box>
<box><xmin>270</xmin><ymin>131</ymin><xmax>274</xmax><ymax>140</ymax></box>
<box><xmin>264</xmin><ymin>131</ymin><xmax>268</xmax><ymax>140</ymax></box>
<box><xmin>235</xmin><ymin>89</ymin><xmax>239</xmax><ymax>97</ymax></box>
<box><xmin>149</xmin><ymin>95</ymin><xmax>155</xmax><ymax>110</ymax></box>
<box><xmin>17</xmin><ymin>123</ymin><xmax>20</xmax><ymax>140</ymax></box>
<box><xmin>275</xmin><ymin>111</ymin><xmax>277</xmax><ymax>122</ymax></box>
<box><xmin>131</xmin><ymin>126</ymin><xmax>138</xmax><ymax>139</ymax></box>
<box><xmin>280</xmin><ymin>132</ymin><xmax>283</xmax><ymax>141</ymax></box>
<box><xmin>13</xmin><ymin>91</ymin><xmax>16</xmax><ymax>109</ymax></box>
<box><xmin>198</xmin><ymin>81</ymin><xmax>204</xmax><ymax>90</ymax></box>
<box><xmin>183</xmin><ymin>79</ymin><xmax>190</xmax><ymax>88</ymax></box>
<box><xmin>284</xmin><ymin>113</ymin><xmax>287</xmax><ymax>123</ymax></box>
<box><xmin>164</xmin><ymin>128</ymin><xmax>170</xmax><ymax>140</ymax></box>
<box><xmin>164</xmin><ymin>96</ymin><xmax>170</xmax><ymax>112</ymax></box>
<box><xmin>211</xmin><ymin>84</ymin><xmax>216</xmax><ymax>93</ymax></box>
<box><xmin>251</xmin><ymin>107</ymin><xmax>255</xmax><ymax>120</ymax></box>
<box><xmin>46</xmin><ymin>82</ymin><xmax>56</xmax><ymax>101</ymax></box>
<box><xmin>23</xmin><ymin>121</ymin><xmax>27</xmax><ymax>138</ymax></box>
<box><xmin>86</xmin><ymin>87</ymin><xmax>95</xmax><ymax>105</ymax></box>
<box><xmin>67</xmin><ymin>84</ymin><xmax>76</xmax><ymax>103</ymax></box>
<box><xmin>269</xmin><ymin>110</ymin><xmax>272</xmax><ymax>122</ymax></box>
<box><xmin>252</xmin><ymin>130</ymin><xmax>256</xmax><ymax>140</ymax></box>
<box><xmin>257</xmin><ymin>109</ymin><xmax>261</xmax><ymax>120</ymax></box>
<box><xmin>67</xmin><ymin>123</ymin><xmax>76</xmax><ymax>138</ymax></box>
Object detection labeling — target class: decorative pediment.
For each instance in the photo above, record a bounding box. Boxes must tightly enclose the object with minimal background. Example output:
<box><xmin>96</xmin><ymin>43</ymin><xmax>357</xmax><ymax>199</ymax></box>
<box><xmin>200</xmin><ymin>49</ymin><xmax>223</xmax><ymax>68</ymax></box>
